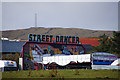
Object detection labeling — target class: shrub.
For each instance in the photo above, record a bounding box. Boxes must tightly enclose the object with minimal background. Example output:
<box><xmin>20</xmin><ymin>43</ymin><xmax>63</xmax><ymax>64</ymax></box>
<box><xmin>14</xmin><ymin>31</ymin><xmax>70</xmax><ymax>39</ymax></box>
<box><xmin>28</xmin><ymin>71</ymin><xmax>31</xmax><ymax>77</ymax></box>
<box><xmin>49</xmin><ymin>69</ymin><xmax>58</xmax><ymax>77</ymax></box>
<box><xmin>74</xmin><ymin>69</ymin><xmax>79</xmax><ymax>75</ymax></box>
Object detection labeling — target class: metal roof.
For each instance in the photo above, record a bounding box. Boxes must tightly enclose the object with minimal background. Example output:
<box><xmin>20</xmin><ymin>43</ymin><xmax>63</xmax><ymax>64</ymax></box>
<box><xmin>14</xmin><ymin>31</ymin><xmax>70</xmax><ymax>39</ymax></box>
<box><xmin>1</xmin><ymin>40</ymin><xmax>26</xmax><ymax>53</ymax></box>
<box><xmin>91</xmin><ymin>52</ymin><xmax>117</xmax><ymax>56</ymax></box>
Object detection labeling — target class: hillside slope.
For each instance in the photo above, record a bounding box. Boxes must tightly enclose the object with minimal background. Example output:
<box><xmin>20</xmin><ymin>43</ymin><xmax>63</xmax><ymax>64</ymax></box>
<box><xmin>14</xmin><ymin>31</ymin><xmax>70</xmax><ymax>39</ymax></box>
<box><xmin>1</xmin><ymin>27</ymin><xmax>113</xmax><ymax>40</ymax></box>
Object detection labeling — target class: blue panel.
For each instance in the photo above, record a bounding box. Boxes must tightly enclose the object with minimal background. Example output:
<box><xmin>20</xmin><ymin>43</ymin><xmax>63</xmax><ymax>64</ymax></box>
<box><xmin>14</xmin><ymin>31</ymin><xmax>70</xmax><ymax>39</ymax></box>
<box><xmin>93</xmin><ymin>61</ymin><xmax>113</xmax><ymax>65</ymax></box>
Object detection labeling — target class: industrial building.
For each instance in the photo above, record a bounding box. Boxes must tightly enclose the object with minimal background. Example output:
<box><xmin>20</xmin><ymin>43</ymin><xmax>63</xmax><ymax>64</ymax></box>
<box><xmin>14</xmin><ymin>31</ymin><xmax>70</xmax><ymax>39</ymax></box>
<box><xmin>1</xmin><ymin>36</ymin><xmax>119</xmax><ymax>70</ymax></box>
<box><xmin>20</xmin><ymin>35</ymin><xmax>119</xmax><ymax>70</ymax></box>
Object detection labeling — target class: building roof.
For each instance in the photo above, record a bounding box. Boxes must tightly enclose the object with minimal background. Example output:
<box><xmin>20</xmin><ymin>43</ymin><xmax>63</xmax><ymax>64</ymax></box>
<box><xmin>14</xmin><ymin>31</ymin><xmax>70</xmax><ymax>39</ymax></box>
<box><xmin>1</xmin><ymin>40</ymin><xmax>26</xmax><ymax>53</ymax></box>
<box><xmin>79</xmin><ymin>38</ymin><xmax>100</xmax><ymax>46</ymax></box>
<box><xmin>83</xmin><ymin>45</ymin><xmax>92</xmax><ymax>53</ymax></box>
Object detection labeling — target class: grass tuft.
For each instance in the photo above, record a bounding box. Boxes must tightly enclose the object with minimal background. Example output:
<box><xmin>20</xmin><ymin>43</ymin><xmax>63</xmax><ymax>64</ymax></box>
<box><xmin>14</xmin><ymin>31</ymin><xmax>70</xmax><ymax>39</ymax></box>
<box><xmin>49</xmin><ymin>69</ymin><xmax>58</xmax><ymax>77</ymax></box>
<box><xmin>40</xmin><ymin>74</ymin><xmax>44</xmax><ymax>77</ymax></box>
<box><xmin>74</xmin><ymin>69</ymin><xmax>80</xmax><ymax>75</ymax></box>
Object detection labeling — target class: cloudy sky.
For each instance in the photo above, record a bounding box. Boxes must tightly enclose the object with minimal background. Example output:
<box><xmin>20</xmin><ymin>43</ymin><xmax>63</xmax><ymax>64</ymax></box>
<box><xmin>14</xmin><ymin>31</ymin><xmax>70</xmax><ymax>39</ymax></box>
<box><xmin>1</xmin><ymin>1</ymin><xmax>119</xmax><ymax>31</ymax></box>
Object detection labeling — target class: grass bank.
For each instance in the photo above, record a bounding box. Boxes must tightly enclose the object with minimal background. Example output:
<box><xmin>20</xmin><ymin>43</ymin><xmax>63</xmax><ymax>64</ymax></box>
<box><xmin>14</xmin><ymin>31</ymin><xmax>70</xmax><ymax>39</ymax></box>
<box><xmin>2</xmin><ymin>69</ymin><xmax>119</xmax><ymax>80</ymax></box>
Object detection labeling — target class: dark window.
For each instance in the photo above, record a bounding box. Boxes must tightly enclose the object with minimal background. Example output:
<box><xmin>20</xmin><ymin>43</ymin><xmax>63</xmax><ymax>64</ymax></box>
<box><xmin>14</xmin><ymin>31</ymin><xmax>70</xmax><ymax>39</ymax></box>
<box><xmin>4</xmin><ymin>67</ymin><xmax>17</xmax><ymax>71</ymax></box>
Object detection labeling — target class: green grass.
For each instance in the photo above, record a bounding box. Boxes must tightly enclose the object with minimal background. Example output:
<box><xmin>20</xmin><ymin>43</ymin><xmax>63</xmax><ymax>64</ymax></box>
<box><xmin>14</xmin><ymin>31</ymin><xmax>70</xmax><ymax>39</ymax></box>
<box><xmin>2</xmin><ymin>69</ymin><xmax>119</xmax><ymax>79</ymax></box>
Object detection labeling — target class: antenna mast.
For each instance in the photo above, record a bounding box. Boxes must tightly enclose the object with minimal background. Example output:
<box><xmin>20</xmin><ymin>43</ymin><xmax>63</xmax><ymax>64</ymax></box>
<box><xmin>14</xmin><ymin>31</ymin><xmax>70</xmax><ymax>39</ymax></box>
<box><xmin>35</xmin><ymin>13</ymin><xmax>37</xmax><ymax>27</ymax></box>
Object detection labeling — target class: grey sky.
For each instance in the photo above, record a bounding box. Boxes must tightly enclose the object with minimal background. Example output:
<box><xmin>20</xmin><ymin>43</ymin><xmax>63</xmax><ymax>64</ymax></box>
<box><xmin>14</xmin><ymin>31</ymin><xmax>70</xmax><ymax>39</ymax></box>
<box><xmin>1</xmin><ymin>0</ymin><xmax>120</xmax><ymax>2</ymax></box>
<box><xmin>2</xmin><ymin>2</ymin><xmax>119</xmax><ymax>31</ymax></box>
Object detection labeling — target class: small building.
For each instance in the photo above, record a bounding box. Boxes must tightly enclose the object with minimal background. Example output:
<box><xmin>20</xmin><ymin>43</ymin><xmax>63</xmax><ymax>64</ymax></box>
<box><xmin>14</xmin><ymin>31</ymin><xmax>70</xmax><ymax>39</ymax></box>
<box><xmin>0</xmin><ymin>40</ymin><xmax>26</xmax><ymax>57</ymax></box>
<box><xmin>91</xmin><ymin>52</ymin><xmax>119</xmax><ymax>69</ymax></box>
